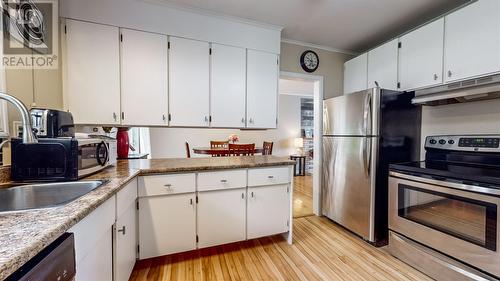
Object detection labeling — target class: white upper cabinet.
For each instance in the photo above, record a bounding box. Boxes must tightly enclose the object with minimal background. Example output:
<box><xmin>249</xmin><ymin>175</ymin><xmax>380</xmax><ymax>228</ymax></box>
<box><xmin>210</xmin><ymin>44</ymin><xmax>246</xmax><ymax>128</ymax></box>
<box><xmin>399</xmin><ymin>18</ymin><xmax>444</xmax><ymax>90</ymax></box>
<box><xmin>444</xmin><ymin>0</ymin><xmax>500</xmax><ymax>82</ymax></box>
<box><xmin>120</xmin><ymin>29</ymin><xmax>168</xmax><ymax>126</ymax></box>
<box><xmin>367</xmin><ymin>39</ymin><xmax>398</xmax><ymax>90</ymax></box>
<box><xmin>246</xmin><ymin>50</ymin><xmax>278</xmax><ymax>129</ymax></box>
<box><xmin>64</xmin><ymin>19</ymin><xmax>121</xmax><ymax>125</ymax></box>
<box><xmin>344</xmin><ymin>53</ymin><xmax>368</xmax><ymax>94</ymax></box>
<box><xmin>169</xmin><ymin>37</ymin><xmax>210</xmax><ymax>127</ymax></box>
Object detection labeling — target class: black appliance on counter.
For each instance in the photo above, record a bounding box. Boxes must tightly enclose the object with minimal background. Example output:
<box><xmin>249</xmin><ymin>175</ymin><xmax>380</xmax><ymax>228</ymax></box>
<box><xmin>11</xmin><ymin>137</ymin><xmax>110</xmax><ymax>182</ymax></box>
<box><xmin>30</xmin><ymin>108</ymin><xmax>75</xmax><ymax>138</ymax></box>
<box><xmin>388</xmin><ymin>135</ymin><xmax>500</xmax><ymax>280</ymax></box>
<box><xmin>6</xmin><ymin>233</ymin><xmax>75</xmax><ymax>281</ymax></box>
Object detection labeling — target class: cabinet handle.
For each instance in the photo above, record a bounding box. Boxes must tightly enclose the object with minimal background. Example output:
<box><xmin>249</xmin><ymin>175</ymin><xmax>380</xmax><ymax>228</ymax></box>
<box><xmin>117</xmin><ymin>226</ymin><xmax>126</xmax><ymax>235</ymax></box>
<box><xmin>448</xmin><ymin>70</ymin><xmax>452</xmax><ymax>78</ymax></box>
<box><xmin>268</xmin><ymin>175</ymin><xmax>275</xmax><ymax>179</ymax></box>
<box><xmin>241</xmin><ymin>117</ymin><xmax>245</xmax><ymax>123</ymax></box>
<box><xmin>205</xmin><ymin>116</ymin><xmax>209</xmax><ymax>123</ymax></box>
<box><xmin>113</xmin><ymin>112</ymin><xmax>117</xmax><ymax>121</ymax></box>
<box><xmin>251</xmin><ymin>191</ymin><xmax>254</xmax><ymax>198</ymax></box>
<box><xmin>163</xmin><ymin>114</ymin><xmax>166</xmax><ymax>121</ymax></box>
<box><xmin>249</xmin><ymin>118</ymin><xmax>254</xmax><ymax>124</ymax></box>
<box><xmin>164</xmin><ymin>184</ymin><xmax>172</xmax><ymax>190</ymax></box>
<box><xmin>220</xmin><ymin>179</ymin><xmax>228</xmax><ymax>183</ymax></box>
<box><xmin>241</xmin><ymin>193</ymin><xmax>245</xmax><ymax>199</ymax></box>
<box><xmin>433</xmin><ymin>74</ymin><xmax>438</xmax><ymax>81</ymax></box>
<box><xmin>190</xmin><ymin>198</ymin><xmax>193</xmax><ymax>205</ymax></box>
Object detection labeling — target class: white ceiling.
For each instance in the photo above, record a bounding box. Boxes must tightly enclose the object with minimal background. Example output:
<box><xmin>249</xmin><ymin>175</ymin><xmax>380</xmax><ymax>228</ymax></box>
<box><xmin>280</xmin><ymin>78</ymin><xmax>314</xmax><ymax>97</ymax></box>
<box><xmin>157</xmin><ymin>0</ymin><xmax>469</xmax><ymax>53</ymax></box>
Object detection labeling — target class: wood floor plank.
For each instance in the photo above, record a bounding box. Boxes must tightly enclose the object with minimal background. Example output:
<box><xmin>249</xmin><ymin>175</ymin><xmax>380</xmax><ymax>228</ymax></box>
<box><xmin>129</xmin><ymin>216</ymin><xmax>431</xmax><ymax>281</ymax></box>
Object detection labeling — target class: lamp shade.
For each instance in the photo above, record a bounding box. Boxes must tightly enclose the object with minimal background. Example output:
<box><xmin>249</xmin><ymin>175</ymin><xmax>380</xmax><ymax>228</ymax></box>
<box><xmin>294</xmin><ymin>138</ymin><xmax>304</xmax><ymax>148</ymax></box>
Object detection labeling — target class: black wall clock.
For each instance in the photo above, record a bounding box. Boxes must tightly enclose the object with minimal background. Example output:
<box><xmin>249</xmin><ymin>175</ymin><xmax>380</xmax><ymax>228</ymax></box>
<box><xmin>300</xmin><ymin>50</ymin><xmax>319</xmax><ymax>73</ymax></box>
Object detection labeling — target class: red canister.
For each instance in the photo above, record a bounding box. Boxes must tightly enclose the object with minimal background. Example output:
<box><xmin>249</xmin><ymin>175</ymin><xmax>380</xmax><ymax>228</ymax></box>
<box><xmin>116</xmin><ymin>128</ymin><xmax>130</xmax><ymax>158</ymax></box>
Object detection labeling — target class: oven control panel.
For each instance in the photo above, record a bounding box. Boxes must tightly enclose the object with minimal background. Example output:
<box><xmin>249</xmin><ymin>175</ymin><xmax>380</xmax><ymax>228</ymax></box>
<box><xmin>426</xmin><ymin>135</ymin><xmax>500</xmax><ymax>152</ymax></box>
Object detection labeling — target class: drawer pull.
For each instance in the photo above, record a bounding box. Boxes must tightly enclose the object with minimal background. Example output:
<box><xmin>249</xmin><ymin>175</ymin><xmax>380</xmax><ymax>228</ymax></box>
<box><xmin>251</xmin><ymin>192</ymin><xmax>254</xmax><ymax>198</ymax></box>
<box><xmin>268</xmin><ymin>176</ymin><xmax>275</xmax><ymax>179</ymax></box>
<box><xmin>220</xmin><ymin>179</ymin><xmax>228</xmax><ymax>183</ymax></box>
<box><xmin>164</xmin><ymin>184</ymin><xmax>172</xmax><ymax>188</ymax></box>
<box><xmin>190</xmin><ymin>198</ymin><xmax>193</xmax><ymax>205</ymax></box>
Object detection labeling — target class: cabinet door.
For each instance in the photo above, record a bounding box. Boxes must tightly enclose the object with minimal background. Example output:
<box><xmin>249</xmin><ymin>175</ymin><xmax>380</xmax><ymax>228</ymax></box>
<box><xmin>75</xmin><ymin>228</ymin><xmax>113</xmax><ymax>281</ymax></box>
<box><xmin>197</xmin><ymin>188</ymin><xmax>246</xmax><ymax>248</ymax></box>
<box><xmin>114</xmin><ymin>203</ymin><xmax>137</xmax><ymax>281</ymax></box>
<box><xmin>169</xmin><ymin>37</ymin><xmax>209</xmax><ymax>127</ymax></box>
<box><xmin>138</xmin><ymin>193</ymin><xmax>196</xmax><ymax>259</ymax></box>
<box><xmin>247</xmin><ymin>185</ymin><xmax>290</xmax><ymax>239</ymax></box>
<box><xmin>210</xmin><ymin>44</ymin><xmax>246</xmax><ymax>128</ymax></box>
<box><xmin>344</xmin><ymin>53</ymin><xmax>368</xmax><ymax>94</ymax></box>
<box><xmin>445</xmin><ymin>0</ymin><xmax>500</xmax><ymax>82</ymax></box>
<box><xmin>64</xmin><ymin>19</ymin><xmax>121</xmax><ymax>124</ymax></box>
<box><xmin>367</xmin><ymin>39</ymin><xmax>398</xmax><ymax>90</ymax></box>
<box><xmin>246</xmin><ymin>50</ymin><xmax>278</xmax><ymax>129</ymax></box>
<box><xmin>399</xmin><ymin>18</ymin><xmax>444</xmax><ymax>90</ymax></box>
<box><xmin>120</xmin><ymin>29</ymin><xmax>168</xmax><ymax>126</ymax></box>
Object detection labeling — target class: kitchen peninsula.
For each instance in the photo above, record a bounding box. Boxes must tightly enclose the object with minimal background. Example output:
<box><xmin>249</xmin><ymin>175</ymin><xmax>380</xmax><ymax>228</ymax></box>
<box><xmin>0</xmin><ymin>156</ymin><xmax>294</xmax><ymax>280</ymax></box>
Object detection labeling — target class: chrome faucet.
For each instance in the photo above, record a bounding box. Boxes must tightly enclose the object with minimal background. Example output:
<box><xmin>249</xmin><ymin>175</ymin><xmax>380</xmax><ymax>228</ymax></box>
<box><xmin>0</xmin><ymin>92</ymin><xmax>37</xmax><ymax>144</ymax></box>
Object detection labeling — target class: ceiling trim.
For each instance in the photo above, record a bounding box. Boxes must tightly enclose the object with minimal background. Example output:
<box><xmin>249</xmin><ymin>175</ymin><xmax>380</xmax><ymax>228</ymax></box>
<box><xmin>140</xmin><ymin>0</ymin><xmax>284</xmax><ymax>31</ymax></box>
<box><xmin>281</xmin><ymin>38</ymin><xmax>358</xmax><ymax>56</ymax></box>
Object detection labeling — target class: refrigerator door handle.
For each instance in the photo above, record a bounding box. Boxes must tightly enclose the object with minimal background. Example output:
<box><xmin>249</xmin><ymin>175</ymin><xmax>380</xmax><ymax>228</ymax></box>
<box><xmin>362</xmin><ymin>137</ymin><xmax>372</xmax><ymax>177</ymax></box>
<box><xmin>363</xmin><ymin>92</ymin><xmax>372</xmax><ymax>136</ymax></box>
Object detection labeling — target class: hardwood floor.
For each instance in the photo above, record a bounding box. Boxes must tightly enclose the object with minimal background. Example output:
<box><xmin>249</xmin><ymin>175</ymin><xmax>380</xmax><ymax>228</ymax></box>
<box><xmin>129</xmin><ymin>216</ymin><xmax>431</xmax><ymax>281</ymax></box>
<box><xmin>293</xmin><ymin>175</ymin><xmax>314</xmax><ymax>218</ymax></box>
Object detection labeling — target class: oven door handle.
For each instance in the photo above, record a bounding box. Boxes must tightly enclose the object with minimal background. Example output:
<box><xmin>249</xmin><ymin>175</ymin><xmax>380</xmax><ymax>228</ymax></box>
<box><xmin>390</xmin><ymin>171</ymin><xmax>500</xmax><ymax>197</ymax></box>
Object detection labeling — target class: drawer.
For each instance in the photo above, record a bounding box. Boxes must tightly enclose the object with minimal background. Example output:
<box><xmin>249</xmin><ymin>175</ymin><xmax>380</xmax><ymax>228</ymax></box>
<box><xmin>138</xmin><ymin>173</ymin><xmax>195</xmax><ymax>197</ymax></box>
<box><xmin>197</xmin><ymin>170</ymin><xmax>247</xmax><ymax>191</ymax></box>
<box><xmin>248</xmin><ymin>167</ymin><xmax>291</xmax><ymax>187</ymax></box>
<box><xmin>116</xmin><ymin>178</ymin><xmax>138</xmax><ymax>218</ymax></box>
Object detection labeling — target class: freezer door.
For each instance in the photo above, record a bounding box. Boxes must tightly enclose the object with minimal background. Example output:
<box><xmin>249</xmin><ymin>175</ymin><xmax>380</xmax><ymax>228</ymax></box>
<box><xmin>322</xmin><ymin>136</ymin><xmax>378</xmax><ymax>241</ymax></box>
<box><xmin>323</xmin><ymin>88</ymin><xmax>380</xmax><ymax>136</ymax></box>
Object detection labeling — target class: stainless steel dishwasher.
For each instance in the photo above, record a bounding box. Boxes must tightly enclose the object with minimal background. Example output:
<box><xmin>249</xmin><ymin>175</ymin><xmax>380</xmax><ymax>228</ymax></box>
<box><xmin>5</xmin><ymin>233</ymin><xmax>76</xmax><ymax>281</ymax></box>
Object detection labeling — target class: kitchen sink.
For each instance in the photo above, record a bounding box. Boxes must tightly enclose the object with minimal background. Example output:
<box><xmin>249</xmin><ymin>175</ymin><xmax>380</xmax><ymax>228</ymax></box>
<box><xmin>0</xmin><ymin>180</ymin><xmax>107</xmax><ymax>213</ymax></box>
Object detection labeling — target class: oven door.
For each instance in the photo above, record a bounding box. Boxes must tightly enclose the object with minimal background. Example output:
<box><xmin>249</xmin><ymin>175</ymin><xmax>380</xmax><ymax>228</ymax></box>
<box><xmin>389</xmin><ymin>171</ymin><xmax>500</xmax><ymax>277</ymax></box>
<box><xmin>78</xmin><ymin>141</ymin><xmax>109</xmax><ymax>177</ymax></box>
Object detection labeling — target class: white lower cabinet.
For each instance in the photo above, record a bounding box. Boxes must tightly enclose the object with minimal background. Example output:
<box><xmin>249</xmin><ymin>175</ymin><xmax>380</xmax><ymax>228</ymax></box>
<box><xmin>197</xmin><ymin>188</ymin><xmax>246</xmax><ymax>248</ymax></box>
<box><xmin>247</xmin><ymin>184</ymin><xmax>290</xmax><ymax>239</ymax></box>
<box><xmin>76</xmin><ymin>228</ymin><xmax>113</xmax><ymax>281</ymax></box>
<box><xmin>113</xmin><ymin>179</ymin><xmax>138</xmax><ymax>281</ymax></box>
<box><xmin>69</xmin><ymin>197</ymin><xmax>115</xmax><ymax>281</ymax></box>
<box><xmin>138</xmin><ymin>193</ymin><xmax>197</xmax><ymax>259</ymax></box>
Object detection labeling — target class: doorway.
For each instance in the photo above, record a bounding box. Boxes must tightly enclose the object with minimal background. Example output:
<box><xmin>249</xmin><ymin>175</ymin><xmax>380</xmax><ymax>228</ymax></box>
<box><xmin>280</xmin><ymin>71</ymin><xmax>323</xmax><ymax>218</ymax></box>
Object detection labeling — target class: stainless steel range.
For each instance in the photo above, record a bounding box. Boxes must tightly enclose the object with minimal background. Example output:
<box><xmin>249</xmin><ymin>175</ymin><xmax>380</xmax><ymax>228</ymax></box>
<box><xmin>388</xmin><ymin>135</ymin><xmax>500</xmax><ymax>280</ymax></box>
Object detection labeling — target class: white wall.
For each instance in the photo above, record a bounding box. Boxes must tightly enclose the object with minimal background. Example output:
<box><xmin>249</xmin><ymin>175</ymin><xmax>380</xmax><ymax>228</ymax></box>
<box><xmin>150</xmin><ymin>94</ymin><xmax>302</xmax><ymax>158</ymax></box>
<box><xmin>420</xmin><ymin>99</ymin><xmax>500</xmax><ymax>159</ymax></box>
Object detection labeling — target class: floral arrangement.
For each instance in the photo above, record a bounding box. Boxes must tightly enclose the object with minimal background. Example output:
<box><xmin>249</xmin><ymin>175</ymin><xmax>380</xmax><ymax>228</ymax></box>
<box><xmin>228</xmin><ymin>134</ymin><xmax>239</xmax><ymax>143</ymax></box>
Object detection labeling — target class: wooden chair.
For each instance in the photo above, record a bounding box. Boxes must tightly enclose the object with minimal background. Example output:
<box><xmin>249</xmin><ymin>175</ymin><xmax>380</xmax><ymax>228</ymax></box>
<box><xmin>229</xmin><ymin>143</ymin><xmax>255</xmax><ymax>156</ymax></box>
<box><xmin>185</xmin><ymin>142</ymin><xmax>191</xmax><ymax>158</ymax></box>
<box><xmin>210</xmin><ymin>141</ymin><xmax>229</xmax><ymax>149</ymax></box>
<box><xmin>262</xmin><ymin>141</ymin><xmax>274</xmax><ymax>155</ymax></box>
<box><xmin>210</xmin><ymin>140</ymin><xmax>229</xmax><ymax>157</ymax></box>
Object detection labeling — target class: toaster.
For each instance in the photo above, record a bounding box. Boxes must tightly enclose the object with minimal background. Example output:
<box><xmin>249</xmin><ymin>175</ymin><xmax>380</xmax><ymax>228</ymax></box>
<box><xmin>30</xmin><ymin>109</ymin><xmax>75</xmax><ymax>138</ymax></box>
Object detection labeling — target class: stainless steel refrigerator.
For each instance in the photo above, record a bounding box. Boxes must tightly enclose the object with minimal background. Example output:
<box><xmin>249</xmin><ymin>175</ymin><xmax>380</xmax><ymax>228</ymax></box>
<box><xmin>322</xmin><ymin>87</ymin><xmax>421</xmax><ymax>245</ymax></box>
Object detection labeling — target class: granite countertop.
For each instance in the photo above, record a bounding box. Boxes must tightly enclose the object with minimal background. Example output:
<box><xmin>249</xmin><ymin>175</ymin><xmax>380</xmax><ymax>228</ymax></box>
<box><xmin>0</xmin><ymin>156</ymin><xmax>294</xmax><ymax>280</ymax></box>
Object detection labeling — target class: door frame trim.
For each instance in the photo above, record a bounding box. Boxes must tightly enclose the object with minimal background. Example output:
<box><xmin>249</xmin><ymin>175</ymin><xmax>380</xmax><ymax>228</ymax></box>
<box><xmin>280</xmin><ymin>71</ymin><xmax>324</xmax><ymax>216</ymax></box>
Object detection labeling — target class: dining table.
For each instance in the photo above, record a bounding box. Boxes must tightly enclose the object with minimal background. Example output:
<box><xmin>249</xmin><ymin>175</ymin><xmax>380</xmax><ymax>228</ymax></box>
<box><xmin>193</xmin><ymin>146</ymin><xmax>264</xmax><ymax>155</ymax></box>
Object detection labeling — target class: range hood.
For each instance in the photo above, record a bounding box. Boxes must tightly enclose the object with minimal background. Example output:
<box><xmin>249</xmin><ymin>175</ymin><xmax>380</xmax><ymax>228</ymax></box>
<box><xmin>412</xmin><ymin>74</ymin><xmax>500</xmax><ymax>106</ymax></box>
